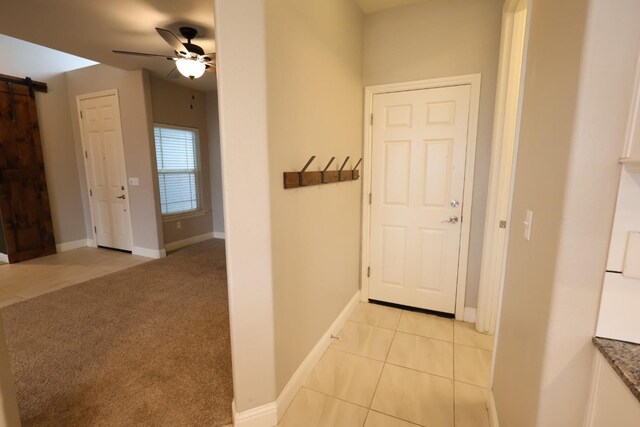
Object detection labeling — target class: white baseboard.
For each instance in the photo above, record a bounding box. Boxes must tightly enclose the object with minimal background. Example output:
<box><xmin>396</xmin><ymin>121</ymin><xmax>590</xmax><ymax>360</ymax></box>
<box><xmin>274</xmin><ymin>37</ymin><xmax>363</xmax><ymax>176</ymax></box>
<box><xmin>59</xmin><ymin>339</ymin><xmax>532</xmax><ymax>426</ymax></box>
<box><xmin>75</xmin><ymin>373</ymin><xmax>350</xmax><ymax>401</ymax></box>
<box><xmin>87</xmin><ymin>239</ymin><xmax>97</xmax><ymax>248</ymax></box>
<box><xmin>132</xmin><ymin>247</ymin><xmax>166</xmax><ymax>259</ymax></box>
<box><xmin>0</xmin><ymin>253</ymin><xmax>8</xmax><ymax>263</ymax></box>
<box><xmin>213</xmin><ymin>231</ymin><xmax>226</xmax><ymax>239</ymax></box>
<box><xmin>56</xmin><ymin>239</ymin><xmax>89</xmax><ymax>253</ymax></box>
<box><xmin>275</xmin><ymin>290</ymin><xmax>361</xmax><ymax>420</ymax></box>
<box><xmin>230</xmin><ymin>291</ymin><xmax>360</xmax><ymax>427</ymax></box>
<box><xmin>164</xmin><ymin>232</ymin><xmax>214</xmax><ymax>252</ymax></box>
<box><xmin>233</xmin><ymin>400</ymin><xmax>277</xmax><ymax>427</ymax></box>
<box><xmin>464</xmin><ymin>307</ymin><xmax>477</xmax><ymax>323</ymax></box>
<box><xmin>488</xmin><ymin>390</ymin><xmax>499</xmax><ymax>427</ymax></box>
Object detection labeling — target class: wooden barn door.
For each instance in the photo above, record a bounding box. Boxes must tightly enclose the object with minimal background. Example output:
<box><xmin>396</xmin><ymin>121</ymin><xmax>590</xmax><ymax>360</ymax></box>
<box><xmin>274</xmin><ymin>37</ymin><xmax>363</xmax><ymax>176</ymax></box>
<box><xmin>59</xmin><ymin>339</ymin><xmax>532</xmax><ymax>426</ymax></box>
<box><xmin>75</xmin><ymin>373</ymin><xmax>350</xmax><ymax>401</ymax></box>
<box><xmin>0</xmin><ymin>80</ymin><xmax>56</xmax><ymax>263</ymax></box>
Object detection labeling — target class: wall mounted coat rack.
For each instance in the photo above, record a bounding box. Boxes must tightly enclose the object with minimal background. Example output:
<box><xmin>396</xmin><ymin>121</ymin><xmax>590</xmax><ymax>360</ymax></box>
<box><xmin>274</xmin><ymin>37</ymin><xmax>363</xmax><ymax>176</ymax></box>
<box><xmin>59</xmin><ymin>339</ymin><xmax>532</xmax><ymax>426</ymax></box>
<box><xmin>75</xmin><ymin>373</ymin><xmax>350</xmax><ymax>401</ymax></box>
<box><xmin>283</xmin><ymin>156</ymin><xmax>362</xmax><ymax>189</ymax></box>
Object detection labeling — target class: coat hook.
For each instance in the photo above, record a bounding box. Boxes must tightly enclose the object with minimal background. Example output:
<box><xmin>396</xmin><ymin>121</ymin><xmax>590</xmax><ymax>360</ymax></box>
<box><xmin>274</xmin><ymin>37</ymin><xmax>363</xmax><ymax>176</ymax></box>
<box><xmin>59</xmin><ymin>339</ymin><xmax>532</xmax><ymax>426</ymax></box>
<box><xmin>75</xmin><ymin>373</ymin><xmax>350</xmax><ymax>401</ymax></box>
<box><xmin>299</xmin><ymin>155</ymin><xmax>316</xmax><ymax>187</ymax></box>
<box><xmin>351</xmin><ymin>158</ymin><xmax>362</xmax><ymax>179</ymax></box>
<box><xmin>338</xmin><ymin>157</ymin><xmax>350</xmax><ymax>181</ymax></box>
<box><xmin>321</xmin><ymin>157</ymin><xmax>336</xmax><ymax>183</ymax></box>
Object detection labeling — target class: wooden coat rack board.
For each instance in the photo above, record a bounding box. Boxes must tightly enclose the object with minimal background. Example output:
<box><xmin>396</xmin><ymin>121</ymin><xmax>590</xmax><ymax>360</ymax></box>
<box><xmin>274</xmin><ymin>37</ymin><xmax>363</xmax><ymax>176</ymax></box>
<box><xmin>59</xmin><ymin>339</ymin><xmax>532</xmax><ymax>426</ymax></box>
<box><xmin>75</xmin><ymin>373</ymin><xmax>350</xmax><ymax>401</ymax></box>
<box><xmin>283</xmin><ymin>156</ymin><xmax>362</xmax><ymax>189</ymax></box>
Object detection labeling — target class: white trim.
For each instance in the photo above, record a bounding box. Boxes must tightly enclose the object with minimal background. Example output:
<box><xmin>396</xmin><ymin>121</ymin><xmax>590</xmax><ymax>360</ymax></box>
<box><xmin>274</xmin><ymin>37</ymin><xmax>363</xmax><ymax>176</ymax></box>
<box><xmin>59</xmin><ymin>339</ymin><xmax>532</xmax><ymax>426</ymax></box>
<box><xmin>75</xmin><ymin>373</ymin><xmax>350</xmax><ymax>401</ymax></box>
<box><xmin>0</xmin><ymin>253</ymin><xmax>8</xmax><ymax>264</ymax></box>
<box><xmin>488</xmin><ymin>391</ymin><xmax>500</xmax><ymax>427</ymax></box>
<box><xmin>275</xmin><ymin>291</ymin><xmax>360</xmax><ymax>420</ymax></box>
<box><xmin>476</xmin><ymin>0</ymin><xmax>530</xmax><ymax>335</ymax></box>
<box><xmin>584</xmin><ymin>351</ymin><xmax>603</xmax><ymax>427</ymax></box>
<box><xmin>233</xmin><ymin>400</ymin><xmax>277</xmax><ymax>427</ymax></box>
<box><xmin>162</xmin><ymin>209</ymin><xmax>209</xmax><ymax>223</ymax></box>
<box><xmin>56</xmin><ymin>239</ymin><xmax>89</xmax><ymax>253</ymax></box>
<box><xmin>87</xmin><ymin>238</ymin><xmax>98</xmax><ymax>248</ymax></box>
<box><xmin>76</xmin><ymin>90</ymin><xmax>134</xmax><ymax>252</ymax></box>
<box><xmin>163</xmin><ymin>232</ymin><xmax>214</xmax><ymax>252</ymax></box>
<box><xmin>360</xmin><ymin>74</ymin><xmax>482</xmax><ymax>321</ymax></box>
<box><xmin>463</xmin><ymin>307</ymin><xmax>477</xmax><ymax>323</ymax></box>
<box><xmin>132</xmin><ymin>247</ymin><xmax>166</xmax><ymax>259</ymax></box>
<box><xmin>213</xmin><ymin>231</ymin><xmax>226</xmax><ymax>239</ymax></box>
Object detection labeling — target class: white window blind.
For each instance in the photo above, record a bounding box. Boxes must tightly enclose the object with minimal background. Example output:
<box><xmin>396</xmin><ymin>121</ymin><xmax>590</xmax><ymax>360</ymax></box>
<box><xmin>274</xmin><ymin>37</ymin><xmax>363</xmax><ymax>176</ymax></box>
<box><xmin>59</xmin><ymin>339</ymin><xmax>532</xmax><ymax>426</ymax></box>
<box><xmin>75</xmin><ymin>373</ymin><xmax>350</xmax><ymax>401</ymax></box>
<box><xmin>154</xmin><ymin>125</ymin><xmax>201</xmax><ymax>216</ymax></box>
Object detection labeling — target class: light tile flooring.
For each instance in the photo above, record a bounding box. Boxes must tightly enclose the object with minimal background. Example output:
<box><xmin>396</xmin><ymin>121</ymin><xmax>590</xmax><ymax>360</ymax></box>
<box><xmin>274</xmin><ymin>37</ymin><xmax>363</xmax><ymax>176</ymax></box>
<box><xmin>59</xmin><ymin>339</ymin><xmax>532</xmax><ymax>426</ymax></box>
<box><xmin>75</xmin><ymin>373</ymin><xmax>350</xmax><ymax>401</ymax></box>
<box><xmin>279</xmin><ymin>302</ymin><xmax>494</xmax><ymax>427</ymax></box>
<box><xmin>0</xmin><ymin>247</ymin><xmax>150</xmax><ymax>307</ymax></box>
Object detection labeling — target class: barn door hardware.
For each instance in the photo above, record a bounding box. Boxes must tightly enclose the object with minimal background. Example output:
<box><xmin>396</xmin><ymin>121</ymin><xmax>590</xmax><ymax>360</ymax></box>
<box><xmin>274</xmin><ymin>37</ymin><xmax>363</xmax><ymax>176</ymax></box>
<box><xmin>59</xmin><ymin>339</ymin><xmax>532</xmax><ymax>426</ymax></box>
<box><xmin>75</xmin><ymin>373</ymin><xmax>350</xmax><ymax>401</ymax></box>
<box><xmin>283</xmin><ymin>156</ymin><xmax>361</xmax><ymax>189</ymax></box>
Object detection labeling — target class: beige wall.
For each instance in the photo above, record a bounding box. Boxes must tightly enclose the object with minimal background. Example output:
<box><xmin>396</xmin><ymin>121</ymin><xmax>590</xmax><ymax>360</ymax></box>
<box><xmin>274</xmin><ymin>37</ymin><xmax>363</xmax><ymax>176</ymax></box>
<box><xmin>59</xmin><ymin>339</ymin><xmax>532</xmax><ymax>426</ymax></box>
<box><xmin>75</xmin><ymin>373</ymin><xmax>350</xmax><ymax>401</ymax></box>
<box><xmin>0</xmin><ymin>35</ymin><xmax>94</xmax><ymax>247</ymax></box>
<box><xmin>266</xmin><ymin>0</ymin><xmax>365</xmax><ymax>393</ymax></box>
<box><xmin>206</xmin><ymin>92</ymin><xmax>225</xmax><ymax>236</ymax></box>
<box><xmin>493</xmin><ymin>0</ymin><xmax>640</xmax><ymax>426</ymax></box>
<box><xmin>363</xmin><ymin>0</ymin><xmax>502</xmax><ymax>307</ymax></box>
<box><xmin>66</xmin><ymin>64</ymin><xmax>164</xmax><ymax>253</ymax></box>
<box><xmin>214</xmin><ymin>0</ymin><xmax>277</xmax><ymax>412</ymax></box>
<box><xmin>148</xmin><ymin>76</ymin><xmax>214</xmax><ymax>245</ymax></box>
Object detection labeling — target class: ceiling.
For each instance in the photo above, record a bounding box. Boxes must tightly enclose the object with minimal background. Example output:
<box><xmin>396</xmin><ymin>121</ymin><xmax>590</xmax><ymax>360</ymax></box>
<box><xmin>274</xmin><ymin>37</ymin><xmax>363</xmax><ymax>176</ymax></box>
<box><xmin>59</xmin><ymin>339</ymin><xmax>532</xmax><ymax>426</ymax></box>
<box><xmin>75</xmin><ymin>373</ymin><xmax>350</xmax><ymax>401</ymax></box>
<box><xmin>355</xmin><ymin>0</ymin><xmax>431</xmax><ymax>14</ymax></box>
<box><xmin>0</xmin><ymin>34</ymin><xmax>97</xmax><ymax>81</ymax></box>
<box><xmin>0</xmin><ymin>0</ymin><xmax>216</xmax><ymax>92</ymax></box>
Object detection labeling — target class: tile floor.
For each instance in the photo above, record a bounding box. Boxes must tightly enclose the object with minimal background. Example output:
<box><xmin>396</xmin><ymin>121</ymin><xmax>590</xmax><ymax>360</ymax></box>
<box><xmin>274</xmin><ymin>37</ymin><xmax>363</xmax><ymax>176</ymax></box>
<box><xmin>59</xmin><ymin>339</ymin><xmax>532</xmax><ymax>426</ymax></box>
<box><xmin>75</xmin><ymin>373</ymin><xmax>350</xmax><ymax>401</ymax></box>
<box><xmin>0</xmin><ymin>247</ymin><xmax>150</xmax><ymax>307</ymax></box>
<box><xmin>279</xmin><ymin>302</ymin><xmax>494</xmax><ymax>427</ymax></box>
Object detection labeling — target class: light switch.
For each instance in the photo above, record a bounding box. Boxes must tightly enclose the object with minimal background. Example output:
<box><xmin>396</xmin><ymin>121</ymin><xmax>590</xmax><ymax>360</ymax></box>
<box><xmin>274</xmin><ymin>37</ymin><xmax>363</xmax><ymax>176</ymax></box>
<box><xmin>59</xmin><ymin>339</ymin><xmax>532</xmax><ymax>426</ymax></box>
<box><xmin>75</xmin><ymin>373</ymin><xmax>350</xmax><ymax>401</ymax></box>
<box><xmin>524</xmin><ymin>210</ymin><xmax>533</xmax><ymax>241</ymax></box>
<box><xmin>128</xmin><ymin>177</ymin><xmax>139</xmax><ymax>186</ymax></box>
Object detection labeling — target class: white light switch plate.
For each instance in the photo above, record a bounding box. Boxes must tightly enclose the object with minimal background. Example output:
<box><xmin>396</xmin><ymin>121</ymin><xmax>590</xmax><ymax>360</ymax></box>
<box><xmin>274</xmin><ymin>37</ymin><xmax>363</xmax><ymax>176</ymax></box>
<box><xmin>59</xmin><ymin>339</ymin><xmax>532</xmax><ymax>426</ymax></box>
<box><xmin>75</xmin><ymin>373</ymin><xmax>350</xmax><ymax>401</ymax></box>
<box><xmin>524</xmin><ymin>210</ymin><xmax>533</xmax><ymax>241</ymax></box>
<box><xmin>128</xmin><ymin>177</ymin><xmax>139</xmax><ymax>186</ymax></box>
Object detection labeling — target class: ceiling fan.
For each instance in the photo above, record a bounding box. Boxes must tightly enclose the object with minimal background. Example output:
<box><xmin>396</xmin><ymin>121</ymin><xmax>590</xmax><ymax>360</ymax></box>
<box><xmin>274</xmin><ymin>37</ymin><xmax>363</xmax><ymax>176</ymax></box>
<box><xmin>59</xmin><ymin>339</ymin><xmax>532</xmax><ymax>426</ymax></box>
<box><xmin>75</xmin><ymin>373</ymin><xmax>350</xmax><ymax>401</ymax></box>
<box><xmin>113</xmin><ymin>27</ymin><xmax>215</xmax><ymax>79</ymax></box>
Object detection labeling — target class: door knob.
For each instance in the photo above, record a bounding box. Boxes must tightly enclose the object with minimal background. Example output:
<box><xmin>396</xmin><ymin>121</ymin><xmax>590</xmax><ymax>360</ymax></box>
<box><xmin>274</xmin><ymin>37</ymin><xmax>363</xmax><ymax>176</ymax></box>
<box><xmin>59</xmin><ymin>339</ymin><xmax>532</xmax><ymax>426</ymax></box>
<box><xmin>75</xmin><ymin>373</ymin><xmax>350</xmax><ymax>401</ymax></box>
<box><xmin>116</xmin><ymin>195</ymin><xmax>126</xmax><ymax>200</ymax></box>
<box><xmin>442</xmin><ymin>215</ymin><xmax>459</xmax><ymax>224</ymax></box>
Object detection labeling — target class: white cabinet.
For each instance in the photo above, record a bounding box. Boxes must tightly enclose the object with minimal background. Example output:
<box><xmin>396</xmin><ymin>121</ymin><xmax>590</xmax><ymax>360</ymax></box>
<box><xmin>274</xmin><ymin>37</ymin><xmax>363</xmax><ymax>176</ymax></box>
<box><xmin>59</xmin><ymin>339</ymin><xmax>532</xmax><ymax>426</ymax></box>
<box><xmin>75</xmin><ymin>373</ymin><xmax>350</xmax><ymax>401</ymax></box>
<box><xmin>622</xmin><ymin>51</ymin><xmax>640</xmax><ymax>167</ymax></box>
<box><xmin>586</xmin><ymin>352</ymin><xmax>640</xmax><ymax>427</ymax></box>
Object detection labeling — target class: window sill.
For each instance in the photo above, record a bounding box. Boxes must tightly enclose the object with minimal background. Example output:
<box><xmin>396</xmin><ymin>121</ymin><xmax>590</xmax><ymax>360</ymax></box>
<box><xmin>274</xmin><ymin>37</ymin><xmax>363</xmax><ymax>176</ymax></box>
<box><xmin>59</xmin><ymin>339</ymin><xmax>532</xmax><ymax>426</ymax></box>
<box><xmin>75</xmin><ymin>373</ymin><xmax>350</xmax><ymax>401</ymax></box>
<box><xmin>162</xmin><ymin>209</ymin><xmax>210</xmax><ymax>223</ymax></box>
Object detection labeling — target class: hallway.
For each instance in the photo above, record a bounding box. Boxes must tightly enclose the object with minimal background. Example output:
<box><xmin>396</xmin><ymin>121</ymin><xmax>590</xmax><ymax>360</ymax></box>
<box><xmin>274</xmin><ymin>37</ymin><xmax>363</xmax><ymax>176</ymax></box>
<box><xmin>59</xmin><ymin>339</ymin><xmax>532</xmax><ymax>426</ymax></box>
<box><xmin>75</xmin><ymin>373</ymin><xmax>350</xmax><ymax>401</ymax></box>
<box><xmin>279</xmin><ymin>302</ymin><xmax>493</xmax><ymax>426</ymax></box>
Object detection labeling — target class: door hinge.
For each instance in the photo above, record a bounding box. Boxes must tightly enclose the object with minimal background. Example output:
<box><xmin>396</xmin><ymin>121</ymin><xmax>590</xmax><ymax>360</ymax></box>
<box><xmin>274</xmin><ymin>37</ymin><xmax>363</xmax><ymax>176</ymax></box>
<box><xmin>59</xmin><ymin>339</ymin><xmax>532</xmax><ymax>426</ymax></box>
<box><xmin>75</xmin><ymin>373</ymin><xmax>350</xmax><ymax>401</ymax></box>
<box><xmin>370</xmin><ymin>114</ymin><xmax>373</xmax><ymax>125</ymax></box>
<box><xmin>94</xmin><ymin>226</ymin><xmax>97</xmax><ymax>234</ymax></box>
<box><xmin>499</xmin><ymin>220</ymin><xmax>507</xmax><ymax>229</ymax></box>
<box><xmin>89</xmin><ymin>189</ymin><xmax>93</xmax><ymax>197</ymax></box>
<box><xmin>85</xmin><ymin>150</ymin><xmax>88</xmax><ymax>159</ymax></box>
<box><xmin>367</xmin><ymin>266</ymin><xmax>371</xmax><ymax>277</ymax></box>
<box><xmin>369</xmin><ymin>193</ymin><xmax>372</xmax><ymax>205</ymax></box>
<box><xmin>80</xmin><ymin>111</ymin><xmax>83</xmax><ymax>119</ymax></box>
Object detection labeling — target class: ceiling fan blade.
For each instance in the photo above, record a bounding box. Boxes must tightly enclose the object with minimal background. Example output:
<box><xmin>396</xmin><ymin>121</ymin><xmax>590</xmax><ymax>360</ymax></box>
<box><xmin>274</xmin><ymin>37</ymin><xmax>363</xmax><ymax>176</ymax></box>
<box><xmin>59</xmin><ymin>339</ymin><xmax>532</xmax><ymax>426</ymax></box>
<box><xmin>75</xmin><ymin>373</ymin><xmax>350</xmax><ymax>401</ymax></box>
<box><xmin>201</xmin><ymin>53</ymin><xmax>216</xmax><ymax>62</ymax></box>
<box><xmin>113</xmin><ymin>50</ymin><xmax>174</xmax><ymax>59</ymax></box>
<box><xmin>167</xmin><ymin>67</ymin><xmax>180</xmax><ymax>80</ymax></box>
<box><xmin>156</xmin><ymin>28</ymin><xmax>188</xmax><ymax>56</ymax></box>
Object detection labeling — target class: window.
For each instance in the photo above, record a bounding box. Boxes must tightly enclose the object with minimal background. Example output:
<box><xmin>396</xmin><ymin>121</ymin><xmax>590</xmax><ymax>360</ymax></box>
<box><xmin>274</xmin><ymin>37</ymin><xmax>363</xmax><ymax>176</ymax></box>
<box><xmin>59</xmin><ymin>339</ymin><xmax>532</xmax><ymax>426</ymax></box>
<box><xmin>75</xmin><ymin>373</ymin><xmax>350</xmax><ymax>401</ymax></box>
<box><xmin>154</xmin><ymin>125</ymin><xmax>201</xmax><ymax>216</ymax></box>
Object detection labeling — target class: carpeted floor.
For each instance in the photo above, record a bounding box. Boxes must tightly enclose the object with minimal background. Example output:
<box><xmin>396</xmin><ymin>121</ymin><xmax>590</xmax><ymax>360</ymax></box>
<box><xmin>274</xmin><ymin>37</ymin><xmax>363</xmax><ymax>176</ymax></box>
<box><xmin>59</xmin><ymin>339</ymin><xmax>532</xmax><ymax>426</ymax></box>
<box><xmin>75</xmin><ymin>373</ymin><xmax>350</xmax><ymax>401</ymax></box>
<box><xmin>1</xmin><ymin>239</ymin><xmax>233</xmax><ymax>426</ymax></box>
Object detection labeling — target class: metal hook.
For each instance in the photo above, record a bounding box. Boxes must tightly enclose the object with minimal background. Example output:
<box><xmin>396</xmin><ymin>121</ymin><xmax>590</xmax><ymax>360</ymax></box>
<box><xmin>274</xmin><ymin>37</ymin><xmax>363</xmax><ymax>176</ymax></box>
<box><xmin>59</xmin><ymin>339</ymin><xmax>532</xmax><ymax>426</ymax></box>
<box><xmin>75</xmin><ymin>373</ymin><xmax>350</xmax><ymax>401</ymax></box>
<box><xmin>299</xmin><ymin>155</ymin><xmax>316</xmax><ymax>187</ymax></box>
<box><xmin>351</xmin><ymin>158</ymin><xmax>362</xmax><ymax>179</ymax></box>
<box><xmin>321</xmin><ymin>157</ymin><xmax>336</xmax><ymax>183</ymax></box>
<box><xmin>338</xmin><ymin>157</ymin><xmax>350</xmax><ymax>181</ymax></box>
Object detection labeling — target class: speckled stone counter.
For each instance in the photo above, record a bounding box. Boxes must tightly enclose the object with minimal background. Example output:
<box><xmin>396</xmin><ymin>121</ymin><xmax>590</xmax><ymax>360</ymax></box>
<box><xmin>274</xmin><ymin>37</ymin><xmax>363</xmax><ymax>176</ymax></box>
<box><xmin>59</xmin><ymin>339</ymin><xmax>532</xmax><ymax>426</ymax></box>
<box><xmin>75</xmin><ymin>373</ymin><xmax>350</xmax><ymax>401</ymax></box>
<box><xmin>593</xmin><ymin>337</ymin><xmax>640</xmax><ymax>403</ymax></box>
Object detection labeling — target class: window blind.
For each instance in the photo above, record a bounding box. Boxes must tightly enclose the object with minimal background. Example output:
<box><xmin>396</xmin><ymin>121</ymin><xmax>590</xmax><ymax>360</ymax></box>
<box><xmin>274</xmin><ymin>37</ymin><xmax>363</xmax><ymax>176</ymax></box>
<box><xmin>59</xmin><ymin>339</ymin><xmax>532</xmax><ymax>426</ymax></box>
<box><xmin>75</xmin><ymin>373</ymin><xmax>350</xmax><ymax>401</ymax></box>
<box><xmin>154</xmin><ymin>126</ymin><xmax>201</xmax><ymax>216</ymax></box>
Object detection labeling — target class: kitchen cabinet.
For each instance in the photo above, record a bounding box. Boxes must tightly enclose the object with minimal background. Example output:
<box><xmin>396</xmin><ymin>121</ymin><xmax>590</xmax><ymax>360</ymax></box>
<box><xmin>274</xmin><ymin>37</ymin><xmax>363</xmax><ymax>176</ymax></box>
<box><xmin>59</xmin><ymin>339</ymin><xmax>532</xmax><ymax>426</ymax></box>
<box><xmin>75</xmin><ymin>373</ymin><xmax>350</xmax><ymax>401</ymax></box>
<box><xmin>622</xmin><ymin>52</ymin><xmax>640</xmax><ymax>168</ymax></box>
<box><xmin>586</xmin><ymin>351</ymin><xmax>640</xmax><ymax>427</ymax></box>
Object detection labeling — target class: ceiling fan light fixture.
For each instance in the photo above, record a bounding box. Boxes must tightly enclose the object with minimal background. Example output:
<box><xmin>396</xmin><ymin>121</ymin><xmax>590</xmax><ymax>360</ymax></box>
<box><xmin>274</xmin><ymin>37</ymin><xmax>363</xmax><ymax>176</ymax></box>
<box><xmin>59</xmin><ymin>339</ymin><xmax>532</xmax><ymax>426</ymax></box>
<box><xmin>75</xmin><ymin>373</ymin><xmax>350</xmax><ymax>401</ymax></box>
<box><xmin>176</xmin><ymin>58</ymin><xmax>206</xmax><ymax>79</ymax></box>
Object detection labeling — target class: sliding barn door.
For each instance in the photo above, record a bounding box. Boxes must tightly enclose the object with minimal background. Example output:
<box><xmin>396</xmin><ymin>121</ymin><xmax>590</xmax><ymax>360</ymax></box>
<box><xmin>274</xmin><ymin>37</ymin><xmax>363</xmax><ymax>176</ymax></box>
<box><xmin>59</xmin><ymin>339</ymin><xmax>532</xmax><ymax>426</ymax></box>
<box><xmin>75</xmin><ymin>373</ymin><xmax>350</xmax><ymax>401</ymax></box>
<box><xmin>0</xmin><ymin>82</ymin><xmax>56</xmax><ymax>262</ymax></box>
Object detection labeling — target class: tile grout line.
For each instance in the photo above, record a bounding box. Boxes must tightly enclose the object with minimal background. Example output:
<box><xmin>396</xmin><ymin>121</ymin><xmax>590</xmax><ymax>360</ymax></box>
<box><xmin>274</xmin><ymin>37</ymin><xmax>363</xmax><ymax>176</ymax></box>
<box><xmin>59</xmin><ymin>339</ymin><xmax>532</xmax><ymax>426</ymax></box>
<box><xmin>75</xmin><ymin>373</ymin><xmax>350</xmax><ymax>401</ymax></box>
<box><xmin>367</xmin><ymin>312</ymin><xmax>400</xmax><ymax>412</ymax></box>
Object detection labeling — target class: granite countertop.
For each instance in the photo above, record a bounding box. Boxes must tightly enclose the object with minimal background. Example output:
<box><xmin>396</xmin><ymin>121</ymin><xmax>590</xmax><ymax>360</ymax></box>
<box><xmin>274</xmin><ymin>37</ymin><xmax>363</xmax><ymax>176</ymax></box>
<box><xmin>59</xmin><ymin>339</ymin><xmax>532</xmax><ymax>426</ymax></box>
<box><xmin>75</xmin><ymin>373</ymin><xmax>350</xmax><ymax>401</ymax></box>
<box><xmin>593</xmin><ymin>337</ymin><xmax>640</xmax><ymax>403</ymax></box>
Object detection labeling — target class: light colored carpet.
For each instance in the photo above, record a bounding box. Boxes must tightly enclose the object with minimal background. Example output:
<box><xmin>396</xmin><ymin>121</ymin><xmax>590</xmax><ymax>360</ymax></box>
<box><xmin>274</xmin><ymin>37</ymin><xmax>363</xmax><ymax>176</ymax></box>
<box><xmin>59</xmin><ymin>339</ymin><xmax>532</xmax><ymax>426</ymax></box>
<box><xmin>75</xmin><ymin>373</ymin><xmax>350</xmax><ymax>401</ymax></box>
<box><xmin>1</xmin><ymin>239</ymin><xmax>233</xmax><ymax>426</ymax></box>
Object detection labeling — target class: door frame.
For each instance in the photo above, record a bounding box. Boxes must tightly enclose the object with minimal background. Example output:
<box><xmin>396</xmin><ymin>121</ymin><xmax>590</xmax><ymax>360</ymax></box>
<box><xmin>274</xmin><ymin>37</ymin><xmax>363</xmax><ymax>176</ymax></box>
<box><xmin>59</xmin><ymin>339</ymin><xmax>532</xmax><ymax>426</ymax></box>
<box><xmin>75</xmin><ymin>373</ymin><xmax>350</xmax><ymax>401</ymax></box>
<box><xmin>76</xmin><ymin>89</ymin><xmax>134</xmax><ymax>251</ymax></box>
<box><xmin>360</xmin><ymin>74</ymin><xmax>481</xmax><ymax>321</ymax></box>
<box><xmin>476</xmin><ymin>0</ymin><xmax>530</xmax><ymax>335</ymax></box>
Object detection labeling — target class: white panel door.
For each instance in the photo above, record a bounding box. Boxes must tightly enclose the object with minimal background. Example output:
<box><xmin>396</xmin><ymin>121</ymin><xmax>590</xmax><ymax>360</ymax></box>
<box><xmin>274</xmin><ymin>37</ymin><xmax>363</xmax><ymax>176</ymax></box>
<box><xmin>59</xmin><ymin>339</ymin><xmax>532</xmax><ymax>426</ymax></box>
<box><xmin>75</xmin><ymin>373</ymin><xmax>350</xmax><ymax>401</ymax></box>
<box><xmin>369</xmin><ymin>85</ymin><xmax>471</xmax><ymax>313</ymax></box>
<box><xmin>79</xmin><ymin>94</ymin><xmax>132</xmax><ymax>251</ymax></box>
